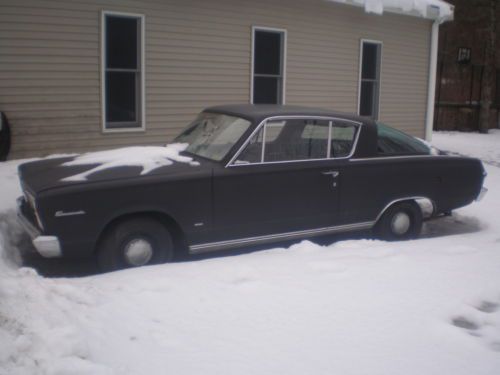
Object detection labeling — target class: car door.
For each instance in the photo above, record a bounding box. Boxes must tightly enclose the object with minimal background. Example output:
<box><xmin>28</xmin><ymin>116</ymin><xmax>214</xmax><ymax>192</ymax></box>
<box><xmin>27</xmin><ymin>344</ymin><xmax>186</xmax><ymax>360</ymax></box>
<box><xmin>210</xmin><ymin>117</ymin><xmax>359</xmax><ymax>243</ymax></box>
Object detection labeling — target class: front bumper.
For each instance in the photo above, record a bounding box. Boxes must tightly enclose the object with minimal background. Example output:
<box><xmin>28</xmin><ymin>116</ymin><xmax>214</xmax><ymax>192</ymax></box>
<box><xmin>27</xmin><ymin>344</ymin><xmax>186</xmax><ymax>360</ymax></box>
<box><xmin>17</xmin><ymin>197</ymin><xmax>62</xmax><ymax>258</ymax></box>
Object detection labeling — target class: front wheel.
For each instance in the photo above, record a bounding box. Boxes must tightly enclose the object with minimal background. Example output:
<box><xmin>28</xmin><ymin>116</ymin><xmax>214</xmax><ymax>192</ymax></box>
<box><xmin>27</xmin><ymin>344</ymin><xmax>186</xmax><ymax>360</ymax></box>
<box><xmin>97</xmin><ymin>216</ymin><xmax>174</xmax><ymax>272</ymax></box>
<box><xmin>375</xmin><ymin>201</ymin><xmax>423</xmax><ymax>241</ymax></box>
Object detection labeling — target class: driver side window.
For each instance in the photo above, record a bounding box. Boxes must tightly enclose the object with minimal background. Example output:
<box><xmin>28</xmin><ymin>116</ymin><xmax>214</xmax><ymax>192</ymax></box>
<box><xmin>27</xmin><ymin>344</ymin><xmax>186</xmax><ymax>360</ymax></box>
<box><xmin>236</xmin><ymin>118</ymin><xmax>330</xmax><ymax>164</ymax></box>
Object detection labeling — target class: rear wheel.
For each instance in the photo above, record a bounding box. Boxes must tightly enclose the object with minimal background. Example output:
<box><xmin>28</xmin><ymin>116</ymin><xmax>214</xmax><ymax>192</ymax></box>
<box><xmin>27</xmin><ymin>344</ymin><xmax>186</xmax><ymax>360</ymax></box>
<box><xmin>375</xmin><ymin>201</ymin><xmax>423</xmax><ymax>241</ymax></box>
<box><xmin>97</xmin><ymin>216</ymin><xmax>174</xmax><ymax>272</ymax></box>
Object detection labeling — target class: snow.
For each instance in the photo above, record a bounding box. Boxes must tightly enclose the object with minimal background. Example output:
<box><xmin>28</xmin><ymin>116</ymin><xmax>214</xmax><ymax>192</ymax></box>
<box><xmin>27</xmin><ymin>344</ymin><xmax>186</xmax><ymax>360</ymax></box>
<box><xmin>1</xmin><ymin>131</ymin><xmax>500</xmax><ymax>375</ymax></box>
<box><xmin>61</xmin><ymin>144</ymin><xmax>199</xmax><ymax>181</ymax></box>
<box><xmin>328</xmin><ymin>0</ymin><xmax>454</xmax><ymax>22</ymax></box>
<box><xmin>433</xmin><ymin>129</ymin><xmax>500</xmax><ymax>167</ymax></box>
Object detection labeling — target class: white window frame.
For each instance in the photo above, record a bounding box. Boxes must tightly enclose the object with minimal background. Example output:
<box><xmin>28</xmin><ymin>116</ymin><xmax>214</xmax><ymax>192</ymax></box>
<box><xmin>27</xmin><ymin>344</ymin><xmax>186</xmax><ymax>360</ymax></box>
<box><xmin>357</xmin><ymin>39</ymin><xmax>383</xmax><ymax>120</ymax></box>
<box><xmin>101</xmin><ymin>10</ymin><xmax>146</xmax><ymax>133</ymax></box>
<box><xmin>250</xmin><ymin>26</ymin><xmax>287</xmax><ymax>105</ymax></box>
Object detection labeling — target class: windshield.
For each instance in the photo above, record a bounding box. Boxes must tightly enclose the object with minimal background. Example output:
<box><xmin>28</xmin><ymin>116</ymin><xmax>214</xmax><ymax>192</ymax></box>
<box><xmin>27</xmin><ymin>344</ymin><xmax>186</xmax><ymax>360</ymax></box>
<box><xmin>175</xmin><ymin>112</ymin><xmax>252</xmax><ymax>161</ymax></box>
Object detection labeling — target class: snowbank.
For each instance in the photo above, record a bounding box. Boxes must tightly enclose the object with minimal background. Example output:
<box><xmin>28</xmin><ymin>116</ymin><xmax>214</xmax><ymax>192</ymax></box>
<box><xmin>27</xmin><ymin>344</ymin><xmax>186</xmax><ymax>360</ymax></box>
<box><xmin>329</xmin><ymin>0</ymin><xmax>454</xmax><ymax>21</ymax></box>
<box><xmin>62</xmin><ymin>144</ymin><xmax>199</xmax><ymax>181</ymax></box>
<box><xmin>1</xmin><ymin>131</ymin><xmax>500</xmax><ymax>375</ymax></box>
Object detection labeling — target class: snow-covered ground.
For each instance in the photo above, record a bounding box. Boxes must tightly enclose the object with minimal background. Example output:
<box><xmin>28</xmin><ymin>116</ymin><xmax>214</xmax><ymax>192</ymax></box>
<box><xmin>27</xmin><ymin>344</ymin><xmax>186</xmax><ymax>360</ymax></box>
<box><xmin>1</xmin><ymin>131</ymin><xmax>500</xmax><ymax>375</ymax></box>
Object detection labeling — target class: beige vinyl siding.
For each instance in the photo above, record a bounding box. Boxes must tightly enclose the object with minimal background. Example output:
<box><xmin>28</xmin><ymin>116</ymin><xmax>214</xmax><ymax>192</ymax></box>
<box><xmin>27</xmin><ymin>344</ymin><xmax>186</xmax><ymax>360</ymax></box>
<box><xmin>0</xmin><ymin>0</ymin><xmax>431</xmax><ymax>158</ymax></box>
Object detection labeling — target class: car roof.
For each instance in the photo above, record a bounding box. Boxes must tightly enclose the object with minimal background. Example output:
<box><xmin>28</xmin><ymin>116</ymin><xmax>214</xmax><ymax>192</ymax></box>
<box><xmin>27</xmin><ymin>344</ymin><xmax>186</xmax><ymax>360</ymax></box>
<box><xmin>205</xmin><ymin>104</ymin><xmax>372</xmax><ymax>125</ymax></box>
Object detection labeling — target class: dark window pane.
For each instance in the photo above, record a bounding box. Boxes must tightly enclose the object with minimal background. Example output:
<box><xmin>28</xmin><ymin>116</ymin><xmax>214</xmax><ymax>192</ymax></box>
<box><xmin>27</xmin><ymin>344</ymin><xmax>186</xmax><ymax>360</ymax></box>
<box><xmin>254</xmin><ymin>31</ymin><xmax>282</xmax><ymax>75</ymax></box>
<box><xmin>253</xmin><ymin>76</ymin><xmax>279</xmax><ymax>104</ymax></box>
<box><xmin>377</xmin><ymin>123</ymin><xmax>431</xmax><ymax>155</ymax></box>
<box><xmin>237</xmin><ymin>127</ymin><xmax>264</xmax><ymax>164</ymax></box>
<box><xmin>106</xmin><ymin>71</ymin><xmax>137</xmax><ymax>124</ymax></box>
<box><xmin>360</xmin><ymin>81</ymin><xmax>377</xmax><ymax>117</ymax></box>
<box><xmin>264</xmin><ymin>119</ymin><xmax>328</xmax><ymax>162</ymax></box>
<box><xmin>106</xmin><ymin>16</ymin><xmax>138</xmax><ymax>70</ymax></box>
<box><xmin>330</xmin><ymin>122</ymin><xmax>356</xmax><ymax>157</ymax></box>
<box><xmin>362</xmin><ymin>43</ymin><xmax>379</xmax><ymax>80</ymax></box>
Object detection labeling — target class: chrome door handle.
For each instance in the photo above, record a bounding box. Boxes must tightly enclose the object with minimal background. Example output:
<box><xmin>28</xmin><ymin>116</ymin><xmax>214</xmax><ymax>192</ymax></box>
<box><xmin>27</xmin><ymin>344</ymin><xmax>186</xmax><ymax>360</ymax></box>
<box><xmin>322</xmin><ymin>170</ymin><xmax>339</xmax><ymax>178</ymax></box>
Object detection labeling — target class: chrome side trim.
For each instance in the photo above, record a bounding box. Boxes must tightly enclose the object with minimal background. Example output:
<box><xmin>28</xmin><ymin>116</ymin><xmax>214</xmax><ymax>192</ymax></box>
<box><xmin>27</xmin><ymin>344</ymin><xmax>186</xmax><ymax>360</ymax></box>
<box><xmin>55</xmin><ymin>210</ymin><xmax>86</xmax><ymax>218</ymax></box>
<box><xmin>349</xmin><ymin>155</ymin><xmax>448</xmax><ymax>162</ymax></box>
<box><xmin>374</xmin><ymin>196</ymin><xmax>435</xmax><ymax>223</ymax></box>
<box><xmin>189</xmin><ymin>221</ymin><xmax>374</xmax><ymax>254</ymax></box>
<box><xmin>226</xmin><ymin>115</ymin><xmax>363</xmax><ymax>167</ymax></box>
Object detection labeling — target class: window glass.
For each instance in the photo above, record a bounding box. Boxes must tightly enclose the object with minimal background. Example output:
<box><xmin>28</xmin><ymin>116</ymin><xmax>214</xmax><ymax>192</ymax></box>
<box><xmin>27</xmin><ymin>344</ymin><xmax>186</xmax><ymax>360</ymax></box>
<box><xmin>252</xmin><ymin>29</ymin><xmax>284</xmax><ymax>104</ymax></box>
<box><xmin>236</xmin><ymin>119</ymin><xmax>359</xmax><ymax>164</ymax></box>
<box><xmin>104</xmin><ymin>14</ymin><xmax>142</xmax><ymax>129</ymax></box>
<box><xmin>376</xmin><ymin>122</ymin><xmax>431</xmax><ymax>155</ymax></box>
<box><xmin>330</xmin><ymin>121</ymin><xmax>357</xmax><ymax>158</ymax></box>
<box><xmin>361</xmin><ymin>43</ymin><xmax>379</xmax><ymax>80</ymax></box>
<box><xmin>263</xmin><ymin>119</ymin><xmax>328</xmax><ymax>162</ymax></box>
<box><xmin>175</xmin><ymin>112</ymin><xmax>251</xmax><ymax>162</ymax></box>
<box><xmin>254</xmin><ymin>31</ymin><xmax>281</xmax><ymax>75</ymax></box>
<box><xmin>236</xmin><ymin>127</ymin><xmax>264</xmax><ymax>164</ymax></box>
<box><xmin>106</xmin><ymin>16</ymin><xmax>138</xmax><ymax>70</ymax></box>
<box><xmin>253</xmin><ymin>77</ymin><xmax>280</xmax><ymax>104</ymax></box>
<box><xmin>105</xmin><ymin>72</ymin><xmax>137</xmax><ymax>123</ymax></box>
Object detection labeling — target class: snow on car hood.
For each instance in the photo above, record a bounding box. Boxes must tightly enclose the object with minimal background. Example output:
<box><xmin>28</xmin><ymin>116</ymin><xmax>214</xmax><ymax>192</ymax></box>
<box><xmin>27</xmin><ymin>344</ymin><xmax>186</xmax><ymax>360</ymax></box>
<box><xmin>61</xmin><ymin>143</ymin><xmax>199</xmax><ymax>182</ymax></box>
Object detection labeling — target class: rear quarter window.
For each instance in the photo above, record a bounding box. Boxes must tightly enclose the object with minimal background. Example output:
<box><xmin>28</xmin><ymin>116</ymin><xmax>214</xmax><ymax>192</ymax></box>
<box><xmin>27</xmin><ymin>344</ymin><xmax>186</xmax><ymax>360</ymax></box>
<box><xmin>376</xmin><ymin>123</ymin><xmax>430</xmax><ymax>156</ymax></box>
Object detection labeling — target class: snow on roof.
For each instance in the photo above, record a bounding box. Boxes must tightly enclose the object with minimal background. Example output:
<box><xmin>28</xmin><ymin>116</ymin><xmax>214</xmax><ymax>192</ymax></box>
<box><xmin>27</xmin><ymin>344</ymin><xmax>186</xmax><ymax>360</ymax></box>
<box><xmin>61</xmin><ymin>143</ymin><xmax>199</xmax><ymax>181</ymax></box>
<box><xmin>328</xmin><ymin>0</ymin><xmax>454</xmax><ymax>22</ymax></box>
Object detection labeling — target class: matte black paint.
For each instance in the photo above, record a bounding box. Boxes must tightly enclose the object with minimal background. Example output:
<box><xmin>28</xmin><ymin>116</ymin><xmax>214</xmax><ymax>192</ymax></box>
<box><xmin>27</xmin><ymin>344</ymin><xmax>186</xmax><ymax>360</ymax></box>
<box><xmin>17</xmin><ymin>105</ymin><xmax>486</xmax><ymax>258</ymax></box>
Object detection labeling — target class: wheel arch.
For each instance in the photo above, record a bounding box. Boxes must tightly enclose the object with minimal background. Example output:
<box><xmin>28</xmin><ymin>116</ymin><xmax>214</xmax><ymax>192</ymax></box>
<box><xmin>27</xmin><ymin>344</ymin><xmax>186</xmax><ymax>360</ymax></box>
<box><xmin>95</xmin><ymin>210</ymin><xmax>188</xmax><ymax>258</ymax></box>
<box><xmin>374</xmin><ymin>196</ymin><xmax>435</xmax><ymax>225</ymax></box>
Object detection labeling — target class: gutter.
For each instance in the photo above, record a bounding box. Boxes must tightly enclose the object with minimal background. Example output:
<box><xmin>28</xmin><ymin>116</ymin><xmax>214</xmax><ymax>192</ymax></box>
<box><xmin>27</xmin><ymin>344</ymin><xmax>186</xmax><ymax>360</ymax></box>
<box><xmin>425</xmin><ymin>5</ymin><xmax>454</xmax><ymax>141</ymax></box>
<box><xmin>425</xmin><ymin>20</ymin><xmax>440</xmax><ymax>142</ymax></box>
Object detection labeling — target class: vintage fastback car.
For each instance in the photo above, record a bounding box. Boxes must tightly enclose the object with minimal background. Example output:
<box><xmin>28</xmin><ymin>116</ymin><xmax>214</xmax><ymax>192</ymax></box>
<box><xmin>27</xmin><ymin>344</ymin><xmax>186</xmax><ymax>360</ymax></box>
<box><xmin>17</xmin><ymin>105</ymin><xmax>487</xmax><ymax>271</ymax></box>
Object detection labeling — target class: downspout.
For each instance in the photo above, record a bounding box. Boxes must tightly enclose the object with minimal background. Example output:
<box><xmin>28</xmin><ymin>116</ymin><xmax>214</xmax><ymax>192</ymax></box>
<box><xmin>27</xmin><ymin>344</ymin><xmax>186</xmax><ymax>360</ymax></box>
<box><xmin>425</xmin><ymin>20</ymin><xmax>439</xmax><ymax>142</ymax></box>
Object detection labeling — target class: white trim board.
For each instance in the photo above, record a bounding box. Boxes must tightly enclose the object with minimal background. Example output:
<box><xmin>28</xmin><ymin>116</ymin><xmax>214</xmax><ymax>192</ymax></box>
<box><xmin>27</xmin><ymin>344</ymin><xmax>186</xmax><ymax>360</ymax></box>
<box><xmin>250</xmin><ymin>26</ymin><xmax>287</xmax><ymax>105</ymax></box>
<box><xmin>101</xmin><ymin>10</ymin><xmax>146</xmax><ymax>134</ymax></box>
<box><xmin>357</xmin><ymin>38</ymin><xmax>383</xmax><ymax>120</ymax></box>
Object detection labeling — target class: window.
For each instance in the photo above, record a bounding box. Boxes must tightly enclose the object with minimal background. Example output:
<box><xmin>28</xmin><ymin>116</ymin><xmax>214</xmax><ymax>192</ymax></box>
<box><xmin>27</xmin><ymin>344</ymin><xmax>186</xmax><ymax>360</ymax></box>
<box><xmin>175</xmin><ymin>112</ymin><xmax>251</xmax><ymax>161</ymax></box>
<box><xmin>330</xmin><ymin>121</ymin><xmax>357</xmax><ymax>158</ymax></box>
<box><xmin>235</xmin><ymin>118</ymin><xmax>358</xmax><ymax>164</ymax></box>
<box><xmin>359</xmin><ymin>40</ymin><xmax>382</xmax><ymax>119</ymax></box>
<box><xmin>252</xmin><ymin>28</ymin><xmax>286</xmax><ymax>104</ymax></box>
<box><xmin>376</xmin><ymin>122</ymin><xmax>430</xmax><ymax>156</ymax></box>
<box><xmin>102</xmin><ymin>12</ymin><xmax>145</xmax><ymax>131</ymax></box>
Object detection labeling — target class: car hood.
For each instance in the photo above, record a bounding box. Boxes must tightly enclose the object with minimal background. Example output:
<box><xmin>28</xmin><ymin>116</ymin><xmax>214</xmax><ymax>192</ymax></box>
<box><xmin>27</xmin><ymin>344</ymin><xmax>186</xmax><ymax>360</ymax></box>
<box><xmin>18</xmin><ymin>149</ymin><xmax>208</xmax><ymax>195</ymax></box>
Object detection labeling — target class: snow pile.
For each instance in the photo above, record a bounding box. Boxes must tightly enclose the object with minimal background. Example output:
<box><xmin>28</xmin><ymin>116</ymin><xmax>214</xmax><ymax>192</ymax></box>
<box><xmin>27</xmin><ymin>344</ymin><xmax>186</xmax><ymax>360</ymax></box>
<box><xmin>62</xmin><ymin>144</ymin><xmax>199</xmax><ymax>181</ymax></box>
<box><xmin>1</xmin><ymin>131</ymin><xmax>500</xmax><ymax>375</ymax></box>
<box><xmin>433</xmin><ymin>129</ymin><xmax>500</xmax><ymax>167</ymax></box>
<box><xmin>329</xmin><ymin>0</ymin><xmax>454</xmax><ymax>21</ymax></box>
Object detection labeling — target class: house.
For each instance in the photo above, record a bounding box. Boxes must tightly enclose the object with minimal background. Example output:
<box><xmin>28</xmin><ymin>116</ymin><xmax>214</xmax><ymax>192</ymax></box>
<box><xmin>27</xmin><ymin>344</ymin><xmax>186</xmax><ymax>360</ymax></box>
<box><xmin>0</xmin><ymin>0</ymin><xmax>454</xmax><ymax>159</ymax></box>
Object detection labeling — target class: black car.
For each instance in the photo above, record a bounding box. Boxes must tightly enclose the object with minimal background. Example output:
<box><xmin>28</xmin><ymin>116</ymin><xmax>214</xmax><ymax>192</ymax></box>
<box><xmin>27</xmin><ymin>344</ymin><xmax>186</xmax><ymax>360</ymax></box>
<box><xmin>17</xmin><ymin>105</ymin><xmax>487</xmax><ymax>271</ymax></box>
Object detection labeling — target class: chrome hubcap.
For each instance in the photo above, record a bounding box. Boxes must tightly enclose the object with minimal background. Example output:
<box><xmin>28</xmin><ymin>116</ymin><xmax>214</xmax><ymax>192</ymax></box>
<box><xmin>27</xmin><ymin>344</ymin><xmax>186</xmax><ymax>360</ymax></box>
<box><xmin>124</xmin><ymin>238</ymin><xmax>153</xmax><ymax>266</ymax></box>
<box><xmin>391</xmin><ymin>212</ymin><xmax>411</xmax><ymax>235</ymax></box>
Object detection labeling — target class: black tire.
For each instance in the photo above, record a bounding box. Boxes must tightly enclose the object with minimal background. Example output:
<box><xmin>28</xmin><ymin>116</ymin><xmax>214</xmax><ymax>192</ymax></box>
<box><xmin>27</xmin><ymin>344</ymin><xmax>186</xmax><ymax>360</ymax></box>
<box><xmin>97</xmin><ymin>216</ymin><xmax>174</xmax><ymax>272</ymax></box>
<box><xmin>375</xmin><ymin>201</ymin><xmax>423</xmax><ymax>241</ymax></box>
